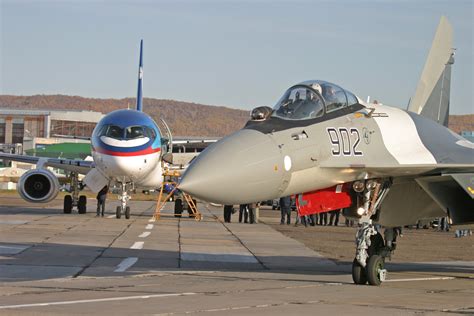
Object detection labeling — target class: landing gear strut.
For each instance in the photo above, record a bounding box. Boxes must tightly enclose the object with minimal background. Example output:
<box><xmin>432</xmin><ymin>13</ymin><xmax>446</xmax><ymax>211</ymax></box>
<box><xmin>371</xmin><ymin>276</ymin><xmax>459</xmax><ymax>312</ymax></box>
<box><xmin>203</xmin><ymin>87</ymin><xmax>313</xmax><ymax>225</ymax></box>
<box><xmin>115</xmin><ymin>182</ymin><xmax>132</xmax><ymax>219</ymax></box>
<box><xmin>63</xmin><ymin>172</ymin><xmax>87</xmax><ymax>214</ymax></box>
<box><xmin>350</xmin><ymin>179</ymin><xmax>397</xmax><ymax>286</ymax></box>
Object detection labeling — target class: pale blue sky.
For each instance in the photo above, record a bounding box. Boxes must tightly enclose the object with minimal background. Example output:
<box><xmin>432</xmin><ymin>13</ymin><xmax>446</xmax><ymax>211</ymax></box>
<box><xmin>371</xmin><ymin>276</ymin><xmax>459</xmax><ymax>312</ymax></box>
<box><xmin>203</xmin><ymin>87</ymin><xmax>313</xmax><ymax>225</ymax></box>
<box><xmin>1</xmin><ymin>0</ymin><xmax>473</xmax><ymax>114</ymax></box>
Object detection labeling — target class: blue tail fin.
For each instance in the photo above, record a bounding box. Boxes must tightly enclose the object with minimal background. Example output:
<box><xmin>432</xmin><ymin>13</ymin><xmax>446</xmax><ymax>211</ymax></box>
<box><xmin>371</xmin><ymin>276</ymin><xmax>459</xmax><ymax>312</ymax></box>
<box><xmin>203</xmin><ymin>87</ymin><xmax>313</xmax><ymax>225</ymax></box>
<box><xmin>136</xmin><ymin>40</ymin><xmax>144</xmax><ymax>112</ymax></box>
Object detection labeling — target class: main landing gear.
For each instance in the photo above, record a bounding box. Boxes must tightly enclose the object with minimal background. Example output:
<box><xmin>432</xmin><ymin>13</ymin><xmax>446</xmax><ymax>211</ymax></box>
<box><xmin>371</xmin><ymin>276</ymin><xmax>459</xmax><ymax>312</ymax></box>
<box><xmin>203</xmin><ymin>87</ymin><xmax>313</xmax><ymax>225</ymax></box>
<box><xmin>350</xmin><ymin>179</ymin><xmax>398</xmax><ymax>286</ymax></box>
<box><xmin>116</xmin><ymin>182</ymin><xmax>132</xmax><ymax>219</ymax></box>
<box><xmin>63</xmin><ymin>172</ymin><xmax>87</xmax><ymax>214</ymax></box>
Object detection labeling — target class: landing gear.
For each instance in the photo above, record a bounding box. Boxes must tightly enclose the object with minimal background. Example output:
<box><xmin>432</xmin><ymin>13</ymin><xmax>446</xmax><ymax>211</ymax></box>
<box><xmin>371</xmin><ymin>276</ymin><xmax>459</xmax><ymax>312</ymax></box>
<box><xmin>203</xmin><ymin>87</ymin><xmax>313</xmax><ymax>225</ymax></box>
<box><xmin>115</xmin><ymin>182</ymin><xmax>132</xmax><ymax>219</ymax></box>
<box><xmin>78</xmin><ymin>195</ymin><xmax>87</xmax><ymax>214</ymax></box>
<box><xmin>63</xmin><ymin>172</ymin><xmax>86</xmax><ymax>214</ymax></box>
<box><xmin>350</xmin><ymin>178</ymin><xmax>396</xmax><ymax>286</ymax></box>
<box><xmin>64</xmin><ymin>195</ymin><xmax>72</xmax><ymax>214</ymax></box>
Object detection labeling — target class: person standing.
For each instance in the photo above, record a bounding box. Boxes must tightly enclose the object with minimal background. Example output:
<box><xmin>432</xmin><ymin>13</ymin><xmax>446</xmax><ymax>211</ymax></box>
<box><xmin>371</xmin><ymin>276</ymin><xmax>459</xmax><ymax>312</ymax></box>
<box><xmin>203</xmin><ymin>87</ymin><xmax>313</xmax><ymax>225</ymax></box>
<box><xmin>280</xmin><ymin>196</ymin><xmax>291</xmax><ymax>225</ymax></box>
<box><xmin>329</xmin><ymin>209</ymin><xmax>341</xmax><ymax>226</ymax></box>
<box><xmin>238</xmin><ymin>204</ymin><xmax>247</xmax><ymax>223</ymax></box>
<box><xmin>223</xmin><ymin>205</ymin><xmax>233</xmax><ymax>223</ymax></box>
<box><xmin>96</xmin><ymin>185</ymin><xmax>108</xmax><ymax>217</ymax></box>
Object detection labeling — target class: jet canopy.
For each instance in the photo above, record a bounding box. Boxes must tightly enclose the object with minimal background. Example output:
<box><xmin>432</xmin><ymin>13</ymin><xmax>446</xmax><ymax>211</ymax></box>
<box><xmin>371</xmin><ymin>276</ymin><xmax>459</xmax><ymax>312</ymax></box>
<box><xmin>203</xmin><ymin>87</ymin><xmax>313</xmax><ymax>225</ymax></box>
<box><xmin>272</xmin><ymin>80</ymin><xmax>359</xmax><ymax>120</ymax></box>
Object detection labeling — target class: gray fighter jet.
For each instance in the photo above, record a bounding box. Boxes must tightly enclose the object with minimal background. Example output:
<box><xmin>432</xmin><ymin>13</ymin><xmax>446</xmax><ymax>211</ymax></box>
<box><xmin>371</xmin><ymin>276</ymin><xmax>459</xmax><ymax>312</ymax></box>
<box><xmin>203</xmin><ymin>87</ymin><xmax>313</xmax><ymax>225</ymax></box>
<box><xmin>179</xmin><ymin>16</ymin><xmax>474</xmax><ymax>285</ymax></box>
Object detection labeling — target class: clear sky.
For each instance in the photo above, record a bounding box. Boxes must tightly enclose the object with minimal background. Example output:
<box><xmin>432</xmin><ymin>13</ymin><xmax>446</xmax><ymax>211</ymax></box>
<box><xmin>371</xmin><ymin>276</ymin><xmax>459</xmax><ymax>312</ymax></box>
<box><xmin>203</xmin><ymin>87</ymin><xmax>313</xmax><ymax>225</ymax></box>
<box><xmin>1</xmin><ymin>0</ymin><xmax>473</xmax><ymax>114</ymax></box>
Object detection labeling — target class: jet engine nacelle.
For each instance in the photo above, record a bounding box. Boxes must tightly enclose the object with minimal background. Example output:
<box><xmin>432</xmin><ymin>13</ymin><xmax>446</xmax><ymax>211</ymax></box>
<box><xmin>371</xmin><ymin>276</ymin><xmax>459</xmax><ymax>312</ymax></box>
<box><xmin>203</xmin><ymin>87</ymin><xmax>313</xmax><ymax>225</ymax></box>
<box><xmin>17</xmin><ymin>169</ymin><xmax>60</xmax><ymax>203</ymax></box>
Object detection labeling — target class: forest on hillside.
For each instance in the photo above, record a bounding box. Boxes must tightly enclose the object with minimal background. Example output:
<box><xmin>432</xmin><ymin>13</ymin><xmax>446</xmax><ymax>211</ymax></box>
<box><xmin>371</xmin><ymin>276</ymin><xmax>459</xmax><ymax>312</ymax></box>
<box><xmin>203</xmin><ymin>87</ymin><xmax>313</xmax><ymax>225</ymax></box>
<box><xmin>0</xmin><ymin>95</ymin><xmax>472</xmax><ymax>136</ymax></box>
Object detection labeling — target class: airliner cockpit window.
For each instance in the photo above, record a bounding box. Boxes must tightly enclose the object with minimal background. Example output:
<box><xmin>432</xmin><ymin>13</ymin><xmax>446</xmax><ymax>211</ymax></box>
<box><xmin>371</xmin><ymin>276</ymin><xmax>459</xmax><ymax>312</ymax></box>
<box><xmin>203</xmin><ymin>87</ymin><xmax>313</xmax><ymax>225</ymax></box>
<box><xmin>273</xmin><ymin>86</ymin><xmax>324</xmax><ymax>120</ymax></box>
<box><xmin>125</xmin><ymin>126</ymin><xmax>145</xmax><ymax>139</ymax></box>
<box><xmin>104</xmin><ymin>125</ymin><xmax>124</xmax><ymax>139</ymax></box>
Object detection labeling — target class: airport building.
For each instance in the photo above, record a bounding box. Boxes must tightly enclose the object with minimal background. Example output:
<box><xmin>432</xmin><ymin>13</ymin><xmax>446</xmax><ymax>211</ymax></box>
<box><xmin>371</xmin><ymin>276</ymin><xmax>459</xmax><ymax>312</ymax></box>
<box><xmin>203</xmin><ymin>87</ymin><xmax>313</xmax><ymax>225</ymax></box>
<box><xmin>0</xmin><ymin>109</ymin><xmax>104</xmax><ymax>155</ymax></box>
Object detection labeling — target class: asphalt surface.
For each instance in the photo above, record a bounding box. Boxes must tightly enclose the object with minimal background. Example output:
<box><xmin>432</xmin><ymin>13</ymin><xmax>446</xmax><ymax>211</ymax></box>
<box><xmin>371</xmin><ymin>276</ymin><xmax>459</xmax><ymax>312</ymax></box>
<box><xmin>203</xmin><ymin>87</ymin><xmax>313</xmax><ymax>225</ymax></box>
<box><xmin>0</xmin><ymin>196</ymin><xmax>473</xmax><ymax>315</ymax></box>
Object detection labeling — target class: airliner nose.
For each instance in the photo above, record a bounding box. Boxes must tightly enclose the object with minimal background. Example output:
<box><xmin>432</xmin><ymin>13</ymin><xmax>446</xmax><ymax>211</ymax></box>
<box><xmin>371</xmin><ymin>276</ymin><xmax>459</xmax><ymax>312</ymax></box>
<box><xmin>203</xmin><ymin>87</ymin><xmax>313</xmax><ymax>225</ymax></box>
<box><xmin>179</xmin><ymin>129</ymin><xmax>286</xmax><ymax>204</ymax></box>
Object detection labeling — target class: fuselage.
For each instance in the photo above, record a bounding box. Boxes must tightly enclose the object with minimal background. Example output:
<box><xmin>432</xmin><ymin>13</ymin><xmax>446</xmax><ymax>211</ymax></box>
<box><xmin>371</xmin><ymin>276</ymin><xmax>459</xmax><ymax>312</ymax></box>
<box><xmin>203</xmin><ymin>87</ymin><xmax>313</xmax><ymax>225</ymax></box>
<box><xmin>179</xmin><ymin>80</ymin><xmax>474</xmax><ymax>204</ymax></box>
<box><xmin>91</xmin><ymin>109</ymin><xmax>164</xmax><ymax>189</ymax></box>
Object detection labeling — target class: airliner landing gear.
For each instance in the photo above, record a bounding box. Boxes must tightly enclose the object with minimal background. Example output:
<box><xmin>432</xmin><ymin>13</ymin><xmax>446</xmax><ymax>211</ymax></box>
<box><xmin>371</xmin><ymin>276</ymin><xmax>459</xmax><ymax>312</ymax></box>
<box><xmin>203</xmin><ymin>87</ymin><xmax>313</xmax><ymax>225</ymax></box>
<box><xmin>63</xmin><ymin>172</ymin><xmax>87</xmax><ymax>214</ymax></box>
<box><xmin>116</xmin><ymin>182</ymin><xmax>132</xmax><ymax>219</ymax></box>
<box><xmin>351</xmin><ymin>179</ymin><xmax>396</xmax><ymax>286</ymax></box>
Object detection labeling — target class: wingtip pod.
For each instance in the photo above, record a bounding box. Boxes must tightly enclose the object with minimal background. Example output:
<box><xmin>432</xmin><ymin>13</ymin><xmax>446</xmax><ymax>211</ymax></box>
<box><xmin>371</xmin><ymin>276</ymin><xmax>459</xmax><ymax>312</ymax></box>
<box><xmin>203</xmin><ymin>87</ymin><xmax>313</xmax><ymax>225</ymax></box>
<box><xmin>409</xmin><ymin>16</ymin><xmax>454</xmax><ymax>127</ymax></box>
<box><xmin>136</xmin><ymin>39</ymin><xmax>144</xmax><ymax>112</ymax></box>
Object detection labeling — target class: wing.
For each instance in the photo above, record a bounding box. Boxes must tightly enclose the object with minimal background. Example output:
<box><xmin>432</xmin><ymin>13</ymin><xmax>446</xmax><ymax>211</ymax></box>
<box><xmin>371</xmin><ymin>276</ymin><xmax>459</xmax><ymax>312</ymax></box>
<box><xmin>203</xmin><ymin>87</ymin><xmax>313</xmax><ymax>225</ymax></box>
<box><xmin>172</xmin><ymin>139</ymin><xmax>218</xmax><ymax>145</ymax></box>
<box><xmin>0</xmin><ymin>153</ymin><xmax>94</xmax><ymax>175</ymax></box>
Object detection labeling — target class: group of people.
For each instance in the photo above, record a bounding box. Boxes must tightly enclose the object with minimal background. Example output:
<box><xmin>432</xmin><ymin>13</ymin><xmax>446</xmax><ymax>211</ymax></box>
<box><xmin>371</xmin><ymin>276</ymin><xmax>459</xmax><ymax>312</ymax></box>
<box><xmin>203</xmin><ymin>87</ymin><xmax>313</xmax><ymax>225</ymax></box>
<box><xmin>280</xmin><ymin>196</ymin><xmax>351</xmax><ymax>228</ymax></box>
<box><xmin>223</xmin><ymin>203</ymin><xmax>257</xmax><ymax>224</ymax></box>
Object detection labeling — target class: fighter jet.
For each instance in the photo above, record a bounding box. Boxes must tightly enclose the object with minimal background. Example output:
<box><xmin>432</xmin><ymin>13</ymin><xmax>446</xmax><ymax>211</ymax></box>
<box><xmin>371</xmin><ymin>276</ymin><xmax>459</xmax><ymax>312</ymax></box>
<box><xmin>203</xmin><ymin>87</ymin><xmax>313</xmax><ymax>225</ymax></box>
<box><xmin>179</xmin><ymin>17</ymin><xmax>474</xmax><ymax>285</ymax></box>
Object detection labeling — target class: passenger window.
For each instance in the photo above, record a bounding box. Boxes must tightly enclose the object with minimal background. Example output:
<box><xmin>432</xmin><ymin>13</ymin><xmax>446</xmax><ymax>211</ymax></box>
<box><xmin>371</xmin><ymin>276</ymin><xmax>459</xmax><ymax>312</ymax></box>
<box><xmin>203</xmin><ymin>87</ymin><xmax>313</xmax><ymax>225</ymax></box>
<box><xmin>321</xmin><ymin>83</ymin><xmax>347</xmax><ymax>113</ymax></box>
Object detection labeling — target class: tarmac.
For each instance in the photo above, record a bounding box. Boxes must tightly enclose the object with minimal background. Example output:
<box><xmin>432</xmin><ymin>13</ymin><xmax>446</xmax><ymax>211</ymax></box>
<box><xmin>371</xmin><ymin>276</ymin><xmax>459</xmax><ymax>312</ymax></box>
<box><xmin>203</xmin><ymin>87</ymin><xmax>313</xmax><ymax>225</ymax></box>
<box><xmin>0</xmin><ymin>197</ymin><xmax>473</xmax><ymax>315</ymax></box>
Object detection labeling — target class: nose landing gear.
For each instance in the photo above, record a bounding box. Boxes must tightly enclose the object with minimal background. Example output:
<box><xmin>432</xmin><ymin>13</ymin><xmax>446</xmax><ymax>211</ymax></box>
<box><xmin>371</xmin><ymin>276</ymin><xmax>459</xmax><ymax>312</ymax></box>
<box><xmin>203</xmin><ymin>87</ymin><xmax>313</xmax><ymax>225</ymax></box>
<box><xmin>115</xmin><ymin>182</ymin><xmax>132</xmax><ymax>219</ymax></box>
<box><xmin>350</xmin><ymin>179</ymin><xmax>397</xmax><ymax>286</ymax></box>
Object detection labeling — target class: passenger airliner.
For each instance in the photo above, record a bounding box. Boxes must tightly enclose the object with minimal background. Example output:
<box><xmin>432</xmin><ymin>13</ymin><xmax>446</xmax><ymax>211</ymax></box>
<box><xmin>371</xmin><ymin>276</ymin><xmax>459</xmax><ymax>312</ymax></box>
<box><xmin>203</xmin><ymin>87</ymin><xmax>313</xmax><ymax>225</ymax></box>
<box><xmin>0</xmin><ymin>40</ymin><xmax>211</xmax><ymax>219</ymax></box>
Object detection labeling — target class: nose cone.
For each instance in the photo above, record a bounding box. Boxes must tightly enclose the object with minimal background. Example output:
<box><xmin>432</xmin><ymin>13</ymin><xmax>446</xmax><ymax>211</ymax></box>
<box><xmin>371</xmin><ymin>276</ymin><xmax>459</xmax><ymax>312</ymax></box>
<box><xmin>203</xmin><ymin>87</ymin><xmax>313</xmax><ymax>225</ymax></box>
<box><xmin>179</xmin><ymin>129</ymin><xmax>286</xmax><ymax>204</ymax></box>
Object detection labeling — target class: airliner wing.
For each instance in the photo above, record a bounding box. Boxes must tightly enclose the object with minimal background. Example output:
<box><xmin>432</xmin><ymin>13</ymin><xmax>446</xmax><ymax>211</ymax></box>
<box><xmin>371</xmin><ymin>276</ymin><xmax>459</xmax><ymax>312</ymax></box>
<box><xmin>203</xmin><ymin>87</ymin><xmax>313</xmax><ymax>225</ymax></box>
<box><xmin>0</xmin><ymin>153</ymin><xmax>94</xmax><ymax>175</ymax></box>
<box><xmin>172</xmin><ymin>139</ymin><xmax>218</xmax><ymax>145</ymax></box>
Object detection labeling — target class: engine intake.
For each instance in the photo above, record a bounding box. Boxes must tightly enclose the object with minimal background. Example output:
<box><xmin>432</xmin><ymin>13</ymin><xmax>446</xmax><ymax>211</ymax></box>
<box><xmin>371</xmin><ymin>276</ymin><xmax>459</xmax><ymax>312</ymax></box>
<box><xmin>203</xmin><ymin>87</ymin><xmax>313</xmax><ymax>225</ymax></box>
<box><xmin>18</xmin><ymin>169</ymin><xmax>60</xmax><ymax>203</ymax></box>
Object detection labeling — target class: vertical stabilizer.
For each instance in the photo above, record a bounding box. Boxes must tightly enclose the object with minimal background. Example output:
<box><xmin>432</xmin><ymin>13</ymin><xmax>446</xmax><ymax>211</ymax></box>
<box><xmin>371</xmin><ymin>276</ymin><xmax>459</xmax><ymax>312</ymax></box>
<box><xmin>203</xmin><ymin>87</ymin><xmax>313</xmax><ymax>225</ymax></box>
<box><xmin>408</xmin><ymin>16</ymin><xmax>455</xmax><ymax>127</ymax></box>
<box><xmin>136</xmin><ymin>40</ymin><xmax>144</xmax><ymax>112</ymax></box>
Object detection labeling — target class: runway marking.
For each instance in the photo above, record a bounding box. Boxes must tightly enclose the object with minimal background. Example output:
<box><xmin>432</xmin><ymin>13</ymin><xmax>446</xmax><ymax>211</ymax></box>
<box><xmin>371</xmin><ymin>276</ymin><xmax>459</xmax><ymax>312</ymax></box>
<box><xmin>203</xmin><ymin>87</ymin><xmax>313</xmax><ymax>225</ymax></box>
<box><xmin>107</xmin><ymin>215</ymin><xmax>115</xmax><ymax>218</ymax></box>
<box><xmin>114</xmin><ymin>257</ymin><xmax>138</xmax><ymax>272</ymax></box>
<box><xmin>386</xmin><ymin>277</ymin><xmax>455</xmax><ymax>283</ymax></box>
<box><xmin>146</xmin><ymin>224</ymin><xmax>154</xmax><ymax>230</ymax></box>
<box><xmin>0</xmin><ymin>292</ymin><xmax>197</xmax><ymax>310</ymax></box>
<box><xmin>139</xmin><ymin>232</ymin><xmax>151</xmax><ymax>238</ymax></box>
<box><xmin>130</xmin><ymin>242</ymin><xmax>144</xmax><ymax>249</ymax></box>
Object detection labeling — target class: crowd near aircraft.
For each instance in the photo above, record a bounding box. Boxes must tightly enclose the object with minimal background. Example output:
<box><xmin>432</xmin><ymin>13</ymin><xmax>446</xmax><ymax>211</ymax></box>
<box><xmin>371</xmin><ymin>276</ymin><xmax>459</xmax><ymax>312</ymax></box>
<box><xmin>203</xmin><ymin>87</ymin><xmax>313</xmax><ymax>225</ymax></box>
<box><xmin>179</xmin><ymin>17</ymin><xmax>474</xmax><ymax>285</ymax></box>
<box><xmin>0</xmin><ymin>40</ymin><xmax>213</xmax><ymax>219</ymax></box>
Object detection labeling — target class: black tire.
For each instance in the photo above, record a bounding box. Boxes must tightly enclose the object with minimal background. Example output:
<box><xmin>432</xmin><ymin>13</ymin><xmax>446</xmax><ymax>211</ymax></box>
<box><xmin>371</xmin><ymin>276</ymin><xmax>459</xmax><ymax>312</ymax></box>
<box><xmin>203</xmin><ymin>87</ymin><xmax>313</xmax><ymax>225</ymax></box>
<box><xmin>174</xmin><ymin>199</ymin><xmax>183</xmax><ymax>217</ymax></box>
<box><xmin>78</xmin><ymin>195</ymin><xmax>87</xmax><ymax>214</ymax></box>
<box><xmin>368</xmin><ymin>233</ymin><xmax>385</xmax><ymax>256</ymax></box>
<box><xmin>125</xmin><ymin>206</ymin><xmax>130</xmax><ymax>219</ymax></box>
<box><xmin>352</xmin><ymin>258</ymin><xmax>367</xmax><ymax>285</ymax></box>
<box><xmin>366</xmin><ymin>255</ymin><xmax>385</xmax><ymax>286</ymax></box>
<box><xmin>116</xmin><ymin>206</ymin><xmax>122</xmax><ymax>219</ymax></box>
<box><xmin>63</xmin><ymin>195</ymin><xmax>72</xmax><ymax>214</ymax></box>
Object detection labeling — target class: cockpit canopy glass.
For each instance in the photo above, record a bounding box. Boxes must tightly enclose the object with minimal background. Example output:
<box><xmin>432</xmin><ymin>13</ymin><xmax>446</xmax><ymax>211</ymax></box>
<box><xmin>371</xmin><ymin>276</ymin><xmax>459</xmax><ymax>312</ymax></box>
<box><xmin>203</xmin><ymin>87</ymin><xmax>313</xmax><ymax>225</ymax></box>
<box><xmin>98</xmin><ymin>124</ymin><xmax>156</xmax><ymax>141</ymax></box>
<box><xmin>273</xmin><ymin>86</ymin><xmax>324</xmax><ymax>120</ymax></box>
<box><xmin>319</xmin><ymin>82</ymin><xmax>347</xmax><ymax>113</ymax></box>
<box><xmin>272</xmin><ymin>81</ymin><xmax>357</xmax><ymax>120</ymax></box>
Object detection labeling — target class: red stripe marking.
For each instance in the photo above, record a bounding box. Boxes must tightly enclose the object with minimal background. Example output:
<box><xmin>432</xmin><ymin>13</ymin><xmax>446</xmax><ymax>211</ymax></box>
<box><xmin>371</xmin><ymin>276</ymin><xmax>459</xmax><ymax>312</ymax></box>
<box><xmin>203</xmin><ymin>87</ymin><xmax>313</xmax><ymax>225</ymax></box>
<box><xmin>93</xmin><ymin>146</ymin><xmax>161</xmax><ymax>157</ymax></box>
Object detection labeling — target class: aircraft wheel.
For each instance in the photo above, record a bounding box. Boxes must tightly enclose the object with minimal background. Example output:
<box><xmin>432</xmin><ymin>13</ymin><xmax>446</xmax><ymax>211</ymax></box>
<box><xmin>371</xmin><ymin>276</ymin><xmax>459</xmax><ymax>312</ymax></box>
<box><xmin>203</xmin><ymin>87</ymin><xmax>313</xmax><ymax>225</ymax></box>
<box><xmin>352</xmin><ymin>258</ymin><xmax>367</xmax><ymax>285</ymax></box>
<box><xmin>174</xmin><ymin>199</ymin><xmax>183</xmax><ymax>217</ymax></box>
<box><xmin>125</xmin><ymin>206</ymin><xmax>130</xmax><ymax>219</ymax></box>
<box><xmin>116</xmin><ymin>206</ymin><xmax>122</xmax><ymax>219</ymax></box>
<box><xmin>78</xmin><ymin>195</ymin><xmax>87</xmax><ymax>214</ymax></box>
<box><xmin>366</xmin><ymin>255</ymin><xmax>385</xmax><ymax>286</ymax></box>
<box><xmin>63</xmin><ymin>195</ymin><xmax>72</xmax><ymax>214</ymax></box>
